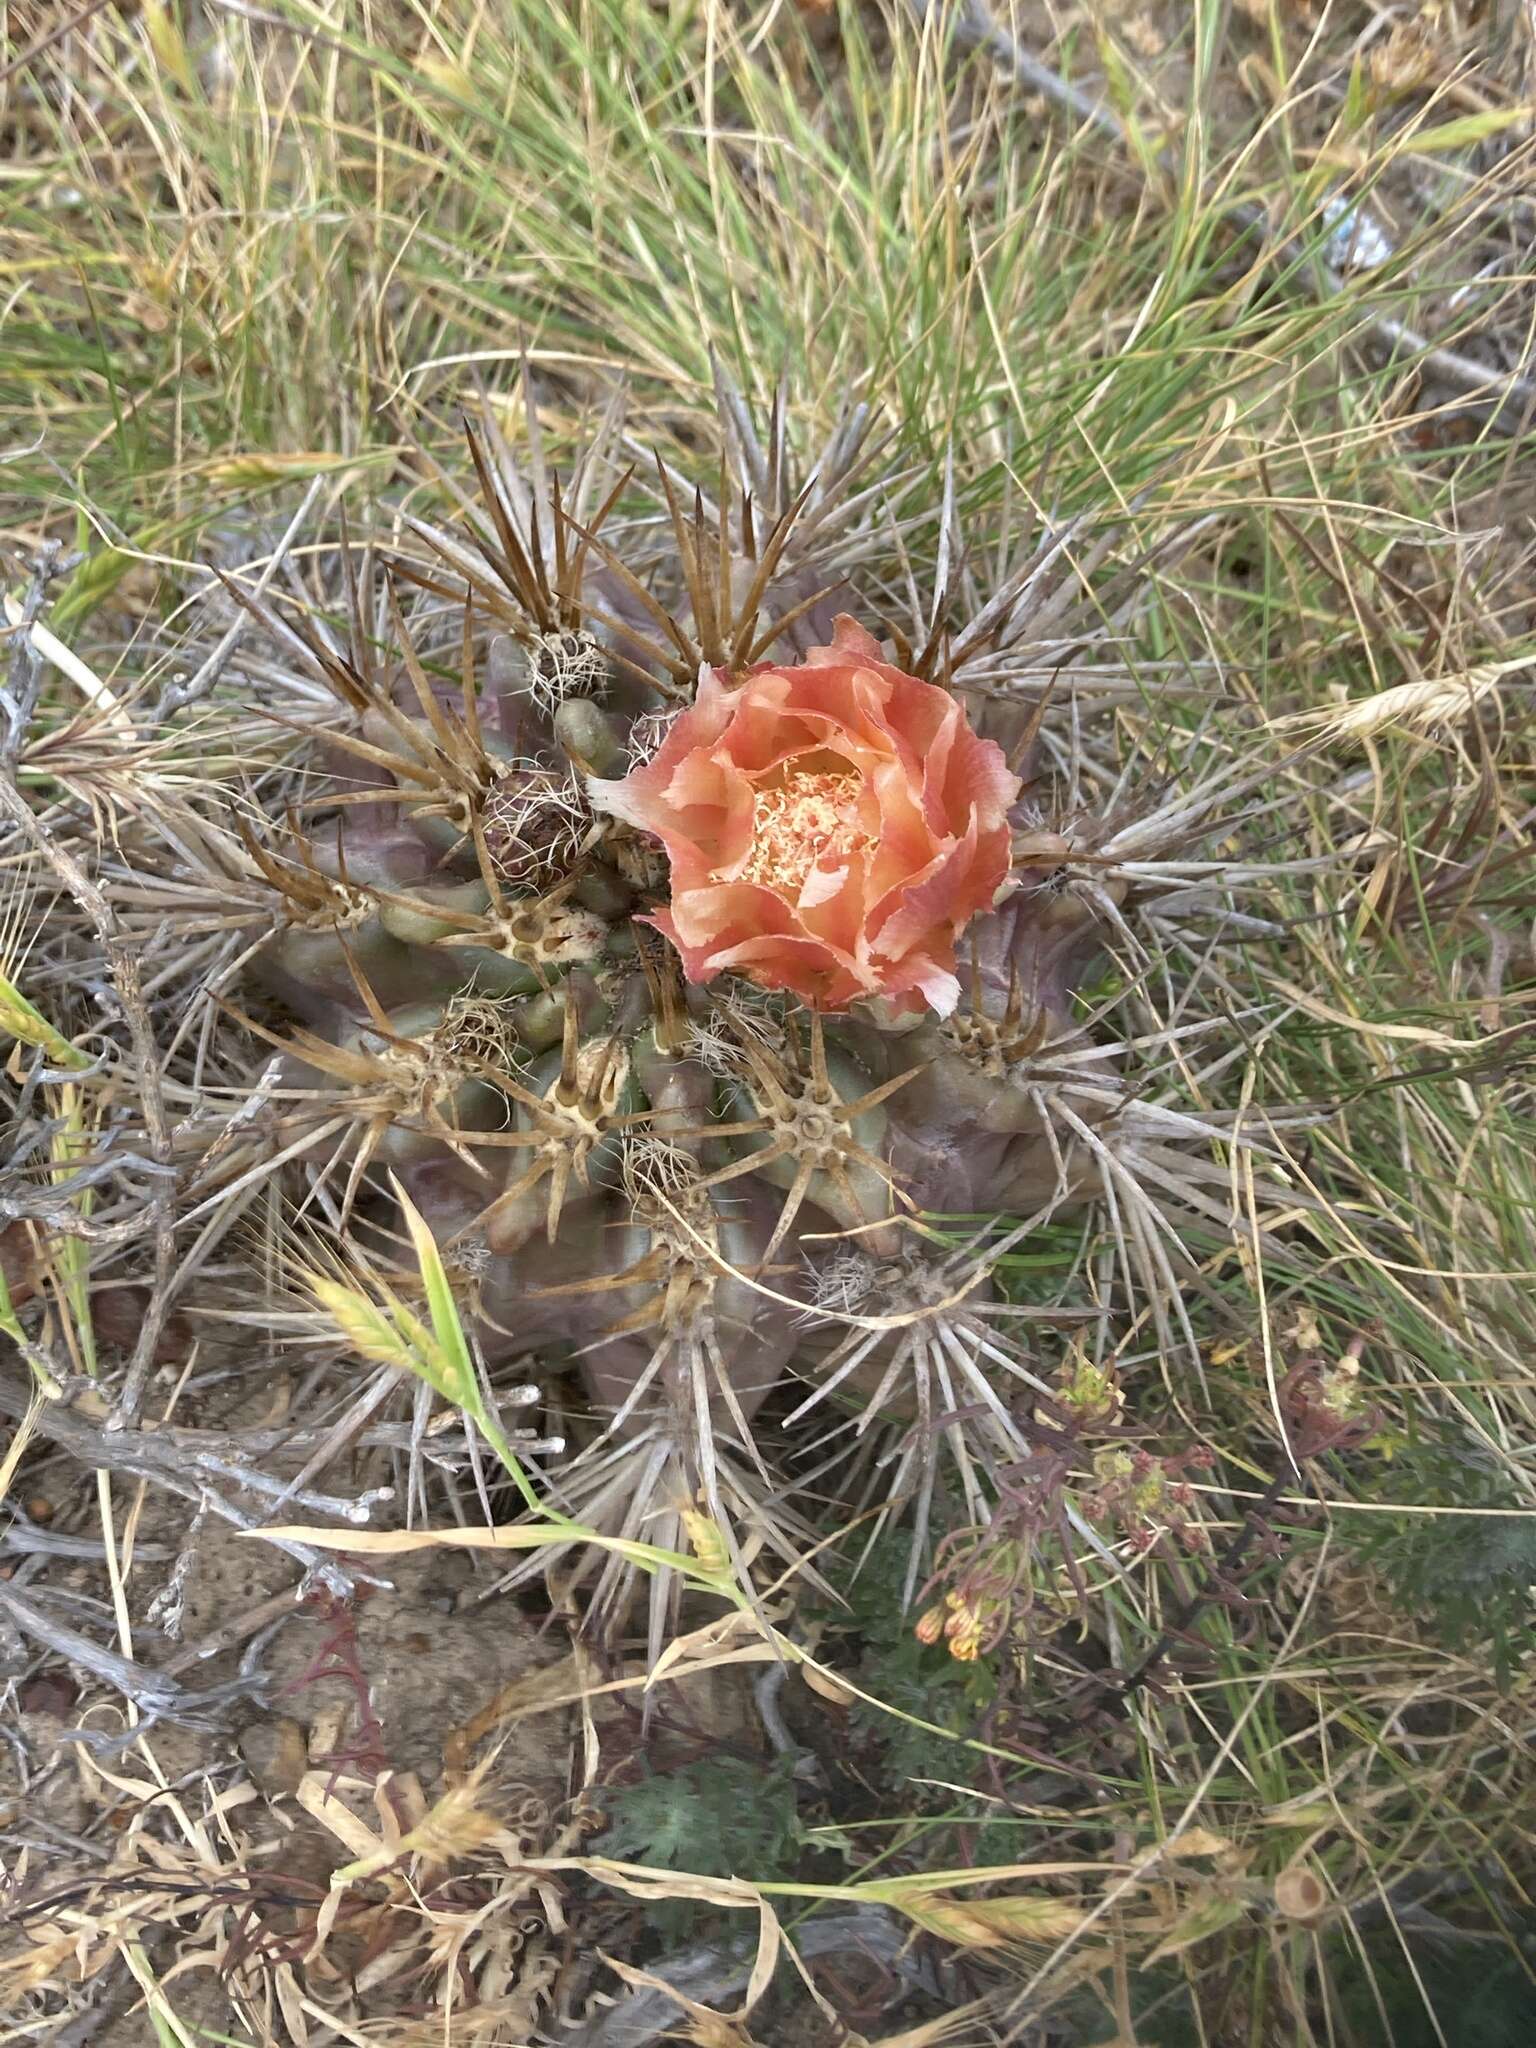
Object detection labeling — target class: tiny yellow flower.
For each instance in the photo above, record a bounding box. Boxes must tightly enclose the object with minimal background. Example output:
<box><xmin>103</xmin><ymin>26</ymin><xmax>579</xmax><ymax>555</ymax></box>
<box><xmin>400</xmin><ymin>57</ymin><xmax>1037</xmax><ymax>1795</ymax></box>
<box><xmin>1093</xmin><ymin>1447</ymin><xmax>1136</xmax><ymax>1485</ymax></box>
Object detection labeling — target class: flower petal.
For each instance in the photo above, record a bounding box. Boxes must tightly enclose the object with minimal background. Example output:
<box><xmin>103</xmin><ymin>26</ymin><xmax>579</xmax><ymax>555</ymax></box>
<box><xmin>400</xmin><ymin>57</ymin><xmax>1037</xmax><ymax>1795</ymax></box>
<box><xmin>803</xmin><ymin>614</ymin><xmax>887</xmax><ymax>668</ymax></box>
<box><xmin>604</xmin><ymin>624</ymin><xmax>1021</xmax><ymax>1015</ymax></box>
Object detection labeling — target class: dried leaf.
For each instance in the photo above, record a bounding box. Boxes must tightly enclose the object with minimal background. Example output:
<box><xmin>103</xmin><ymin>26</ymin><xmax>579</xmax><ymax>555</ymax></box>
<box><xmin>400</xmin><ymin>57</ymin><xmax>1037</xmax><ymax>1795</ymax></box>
<box><xmin>799</xmin><ymin>1664</ymin><xmax>855</xmax><ymax>1707</ymax></box>
<box><xmin>274</xmin><ymin>1963</ymin><xmax>311</xmax><ymax>2047</ymax></box>
<box><xmin>599</xmin><ymin>1950</ymin><xmax>763</xmax><ymax>2045</ymax></box>
<box><xmin>296</xmin><ymin>1772</ymin><xmax>388</xmax><ymax>1861</ymax></box>
<box><xmin>523</xmin><ymin>1855</ymin><xmax>782</xmax><ymax>2012</ymax></box>
<box><xmin>245</xmin><ymin>1518</ymin><xmax>700</xmax><ymax>1575</ymax></box>
<box><xmin>443</xmin><ymin>1653</ymin><xmax>583</xmax><ymax>1772</ymax></box>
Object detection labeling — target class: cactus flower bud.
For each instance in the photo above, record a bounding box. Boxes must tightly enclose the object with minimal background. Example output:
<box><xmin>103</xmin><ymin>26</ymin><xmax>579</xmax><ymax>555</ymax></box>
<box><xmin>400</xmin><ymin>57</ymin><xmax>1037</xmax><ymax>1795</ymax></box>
<box><xmin>914</xmin><ymin>1604</ymin><xmax>946</xmax><ymax>1645</ymax></box>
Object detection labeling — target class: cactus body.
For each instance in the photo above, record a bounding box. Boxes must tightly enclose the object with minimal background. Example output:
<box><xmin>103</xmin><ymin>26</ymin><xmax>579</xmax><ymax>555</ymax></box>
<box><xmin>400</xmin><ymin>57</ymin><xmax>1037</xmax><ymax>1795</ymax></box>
<box><xmin>201</xmin><ymin>392</ymin><xmax>1297</xmax><ymax>1642</ymax></box>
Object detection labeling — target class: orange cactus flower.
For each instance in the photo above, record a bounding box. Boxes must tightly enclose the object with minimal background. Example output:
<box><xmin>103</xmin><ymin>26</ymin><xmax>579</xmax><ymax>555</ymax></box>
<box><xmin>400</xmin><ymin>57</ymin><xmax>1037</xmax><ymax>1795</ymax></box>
<box><xmin>590</xmin><ymin>618</ymin><xmax>1020</xmax><ymax>1014</ymax></box>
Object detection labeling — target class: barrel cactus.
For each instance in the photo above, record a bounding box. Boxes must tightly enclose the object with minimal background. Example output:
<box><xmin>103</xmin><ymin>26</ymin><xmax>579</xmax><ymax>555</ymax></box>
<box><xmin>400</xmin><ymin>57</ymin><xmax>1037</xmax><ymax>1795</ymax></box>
<box><xmin>198</xmin><ymin>382</ymin><xmax>1295</xmax><ymax>1638</ymax></box>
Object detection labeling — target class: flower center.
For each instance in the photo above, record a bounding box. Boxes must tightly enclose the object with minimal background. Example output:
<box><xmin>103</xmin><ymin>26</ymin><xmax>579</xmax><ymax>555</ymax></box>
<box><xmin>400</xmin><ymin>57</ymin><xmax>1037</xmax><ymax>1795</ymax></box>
<box><xmin>737</xmin><ymin>768</ymin><xmax>870</xmax><ymax>895</ymax></box>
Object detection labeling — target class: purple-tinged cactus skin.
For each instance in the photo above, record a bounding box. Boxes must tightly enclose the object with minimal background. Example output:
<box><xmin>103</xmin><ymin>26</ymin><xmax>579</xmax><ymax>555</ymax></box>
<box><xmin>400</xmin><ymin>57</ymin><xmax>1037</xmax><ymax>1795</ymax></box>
<box><xmin>201</xmin><ymin>383</ymin><xmax>1302</xmax><ymax>1642</ymax></box>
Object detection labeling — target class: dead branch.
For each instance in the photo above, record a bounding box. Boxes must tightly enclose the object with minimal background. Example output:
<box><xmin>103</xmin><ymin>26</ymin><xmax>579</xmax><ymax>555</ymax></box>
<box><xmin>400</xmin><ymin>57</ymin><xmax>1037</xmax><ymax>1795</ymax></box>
<box><xmin>0</xmin><ymin>1370</ymin><xmax>359</xmax><ymax>1592</ymax></box>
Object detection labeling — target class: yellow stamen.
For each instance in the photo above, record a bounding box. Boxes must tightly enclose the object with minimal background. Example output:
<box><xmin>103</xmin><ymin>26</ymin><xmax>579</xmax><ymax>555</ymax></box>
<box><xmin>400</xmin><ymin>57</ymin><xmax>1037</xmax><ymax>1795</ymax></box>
<box><xmin>737</xmin><ymin>768</ymin><xmax>869</xmax><ymax>894</ymax></box>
